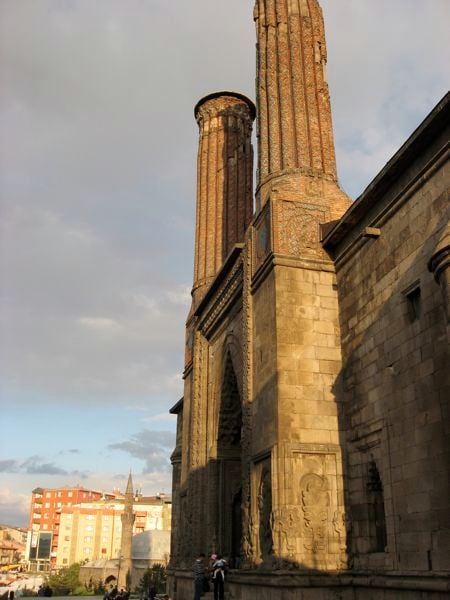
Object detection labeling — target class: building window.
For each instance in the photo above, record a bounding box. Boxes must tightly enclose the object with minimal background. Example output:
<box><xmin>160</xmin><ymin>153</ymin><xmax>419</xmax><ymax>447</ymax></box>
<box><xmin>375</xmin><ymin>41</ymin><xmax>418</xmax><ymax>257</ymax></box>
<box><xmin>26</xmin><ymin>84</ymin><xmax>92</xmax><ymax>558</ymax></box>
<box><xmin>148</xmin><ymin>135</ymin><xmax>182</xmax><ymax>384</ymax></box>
<box><xmin>46</xmin><ymin>493</ymin><xmax>51</xmax><ymax>498</ymax></box>
<box><xmin>84</xmin><ymin>537</ymin><xmax>92</xmax><ymax>543</ymax></box>
<box><xmin>102</xmin><ymin>537</ymin><xmax>108</xmax><ymax>543</ymax></box>
<box><xmin>64</xmin><ymin>536</ymin><xmax>70</xmax><ymax>541</ymax></box>
<box><xmin>57</xmin><ymin>492</ymin><xmax>62</xmax><ymax>498</ymax></box>
<box><xmin>86</xmin><ymin>515</ymin><xmax>94</xmax><ymax>520</ymax></box>
<box><xmin>102</xmin><ymin>526</ymin><xmax>109</xmax><ymax>532</ymax></box>
<box><xmin>45</xmin><ymin>503</ymin><xmax>50</xmax><ymax>508</ymax></box>
<box><xmin>85</xmin><ymin>526</ymin><xmax>93</xmax><ymax>532</ymax></box>
<box><xmin>83</xmin><ymin>548</ymin><xmax>91</xmax><ymax>555</ymax></box>
<box><xmin>62</xmin><ymin>559</ymin><xmax>68</xmax><ymax>564</ymax></box>
<box><xmin>403</xmin><ymin>282</ymin><xmax>421</xmax><ymax>323</ymax></box>
<box><xmin>103</xmin><ymin>516</ymin><xmax>109</xmax><ymax>521</ymax></box>
<box><xmin>68</xmin><ymin>492</ymin><xmax>73</xmax><ymax>498</ymax></box>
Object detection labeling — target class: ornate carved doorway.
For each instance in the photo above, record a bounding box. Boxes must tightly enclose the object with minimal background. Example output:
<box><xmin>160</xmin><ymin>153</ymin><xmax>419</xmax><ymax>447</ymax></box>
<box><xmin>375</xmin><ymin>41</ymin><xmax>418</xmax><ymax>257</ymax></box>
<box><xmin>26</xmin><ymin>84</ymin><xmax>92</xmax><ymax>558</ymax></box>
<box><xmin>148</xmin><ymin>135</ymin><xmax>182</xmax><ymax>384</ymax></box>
<box><xmin>217</xmin><ymin>352</ymin><xmax>242</xmax><ymax>560</ymax></box>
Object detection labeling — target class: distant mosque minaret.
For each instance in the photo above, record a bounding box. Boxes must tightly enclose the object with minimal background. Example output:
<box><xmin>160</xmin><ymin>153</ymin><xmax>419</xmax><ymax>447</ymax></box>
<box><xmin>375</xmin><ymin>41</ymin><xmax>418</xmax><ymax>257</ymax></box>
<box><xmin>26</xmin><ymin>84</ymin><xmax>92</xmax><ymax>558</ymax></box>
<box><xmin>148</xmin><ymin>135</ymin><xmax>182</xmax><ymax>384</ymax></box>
<box><xmin>118</xmin><ymin>472</ymin><xmax>135</xmax><ymax>589</ymax></box>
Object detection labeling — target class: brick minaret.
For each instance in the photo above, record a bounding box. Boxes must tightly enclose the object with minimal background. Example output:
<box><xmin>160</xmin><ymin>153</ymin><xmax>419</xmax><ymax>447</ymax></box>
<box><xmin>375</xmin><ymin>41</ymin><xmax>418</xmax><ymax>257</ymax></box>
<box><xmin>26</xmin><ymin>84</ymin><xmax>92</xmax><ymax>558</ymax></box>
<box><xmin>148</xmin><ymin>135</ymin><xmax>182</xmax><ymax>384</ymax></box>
<box><xmin>254</xmin><ymin>0</ymin><xmax>350</xmax><ymax>215</ymax></box>
<box><xmin>192</xmin><ymin>92</ymin><xmax>255</xmax><ymax>306</ymax></box>
<box><xmin>118</xmin><ymin>473</ymin><xmax>135</xmax><ymax>590</ymax></box>
<box><xmin>250</xmin><ymin>0</ymin><xmax>350</xmax><ymax>570</ymax></box>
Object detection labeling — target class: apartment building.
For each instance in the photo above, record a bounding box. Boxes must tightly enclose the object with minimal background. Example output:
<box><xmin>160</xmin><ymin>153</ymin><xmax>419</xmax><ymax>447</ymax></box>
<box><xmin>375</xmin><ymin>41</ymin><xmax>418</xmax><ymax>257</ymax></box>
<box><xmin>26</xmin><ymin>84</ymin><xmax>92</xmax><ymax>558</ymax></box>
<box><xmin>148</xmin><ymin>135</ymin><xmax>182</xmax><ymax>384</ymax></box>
<box><xmin>26</xmin><ymin>486</ymin><xmax>114</xmax><ymax>570</ymax></box>
<box><xmin>55</xmin><ymin>494</ymin><xmax>171</xmax><ymax>568</ymax></box>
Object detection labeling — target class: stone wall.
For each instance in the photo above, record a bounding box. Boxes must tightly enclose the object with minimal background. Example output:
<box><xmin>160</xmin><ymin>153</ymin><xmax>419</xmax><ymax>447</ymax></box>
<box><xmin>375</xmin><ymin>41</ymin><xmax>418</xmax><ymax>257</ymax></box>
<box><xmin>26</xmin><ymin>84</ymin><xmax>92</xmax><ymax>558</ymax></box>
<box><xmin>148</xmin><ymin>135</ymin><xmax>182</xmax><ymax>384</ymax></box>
<box><xmin>326</xmin><ymin>107</ymin><xmax>449</xmax><ymax>574</ymax></box>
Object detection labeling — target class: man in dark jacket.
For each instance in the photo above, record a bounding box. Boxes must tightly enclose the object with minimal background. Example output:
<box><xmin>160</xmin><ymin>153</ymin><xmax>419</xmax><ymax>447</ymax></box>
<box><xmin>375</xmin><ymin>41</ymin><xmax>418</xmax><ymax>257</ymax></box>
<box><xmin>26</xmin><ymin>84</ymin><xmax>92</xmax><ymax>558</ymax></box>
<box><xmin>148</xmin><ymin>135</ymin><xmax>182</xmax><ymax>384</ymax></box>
<box><xmin>193</xmin><ymin>552</ymin><xmax>206</xmax><ymax>600</ymax></box>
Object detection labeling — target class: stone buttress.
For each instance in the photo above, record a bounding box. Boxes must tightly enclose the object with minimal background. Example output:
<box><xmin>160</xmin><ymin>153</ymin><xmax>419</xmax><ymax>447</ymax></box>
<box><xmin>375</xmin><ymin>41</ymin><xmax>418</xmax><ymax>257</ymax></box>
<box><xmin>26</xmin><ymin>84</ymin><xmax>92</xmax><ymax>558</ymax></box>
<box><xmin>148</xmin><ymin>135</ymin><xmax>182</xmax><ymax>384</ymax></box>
<box><xmin>245</xmin><ymin>0</ymin><xmax>351</xmax><ymax>570</ymax></box>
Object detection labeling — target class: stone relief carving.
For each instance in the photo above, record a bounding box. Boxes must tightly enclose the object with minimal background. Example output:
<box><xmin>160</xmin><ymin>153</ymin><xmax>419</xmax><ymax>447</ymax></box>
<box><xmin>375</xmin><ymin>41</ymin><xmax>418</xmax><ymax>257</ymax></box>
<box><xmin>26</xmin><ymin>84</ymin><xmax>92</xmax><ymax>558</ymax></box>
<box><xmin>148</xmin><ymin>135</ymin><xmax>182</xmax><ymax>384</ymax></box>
<box><xmin>200</xmin><ymin>257</ymin><xmax>243</xmax><ymax>337</ymax></box>
<box><xmin>240</xmin><ymin>243</ymin><xmax>255</xmax><ymax>566</ymax></box>
<box><xmin>332</xmin><ymin>510</ymin><xmax>347</xmax><ymax>567</ymax></box>
<box><xmin>271</xmin><ymin>507</ymin><xmax>299</xmax><ymax>561</ymax></box>
<box><xmin>258</xmin><ymin>465</ymin><xmax>273</xmax><ymax>561</ymax></box>
<box><xmin>277</xmin><ymin>200</ymin><xmax>326</xmax><ymax>257</ymax></box>
<box><xmin>218</xmin><ymin>353</ymin><xmax>242</xmax><ymax>447</ymax></box>
<box><xmin>300</xmin><ymin>472</ymin><xmax>330</xmax><ymax>554</ymax></box>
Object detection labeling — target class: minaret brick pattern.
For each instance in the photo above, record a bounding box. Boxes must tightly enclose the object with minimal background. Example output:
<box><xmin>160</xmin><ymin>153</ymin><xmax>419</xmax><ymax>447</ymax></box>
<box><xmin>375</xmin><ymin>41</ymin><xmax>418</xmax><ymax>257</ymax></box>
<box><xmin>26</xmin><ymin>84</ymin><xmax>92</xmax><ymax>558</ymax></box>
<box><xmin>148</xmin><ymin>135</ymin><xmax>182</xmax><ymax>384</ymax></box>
<box><xmin>118</xmin><ymin>473</ymin><xmax>135</xmax><ymax>590</ymax></box>
<box><xmin>254</xmin><ymin>0</ymin><xmax>347</xmax><ymax>211</ymax></box>
<box><xmin>192</xmin><ymin>92</ymin><xmax>255</xmax><ymax>305</ymax></box>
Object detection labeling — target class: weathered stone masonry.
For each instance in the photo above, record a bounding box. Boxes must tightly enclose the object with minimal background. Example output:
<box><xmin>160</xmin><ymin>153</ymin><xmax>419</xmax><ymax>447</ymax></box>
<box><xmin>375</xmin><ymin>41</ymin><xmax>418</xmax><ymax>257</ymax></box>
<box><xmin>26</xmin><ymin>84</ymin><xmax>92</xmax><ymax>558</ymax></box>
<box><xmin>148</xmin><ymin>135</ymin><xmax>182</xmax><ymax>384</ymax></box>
<box><xmin>167</xmin><ymin>0</ymin><xmax>450</xmax><ymax>597</ymax></box>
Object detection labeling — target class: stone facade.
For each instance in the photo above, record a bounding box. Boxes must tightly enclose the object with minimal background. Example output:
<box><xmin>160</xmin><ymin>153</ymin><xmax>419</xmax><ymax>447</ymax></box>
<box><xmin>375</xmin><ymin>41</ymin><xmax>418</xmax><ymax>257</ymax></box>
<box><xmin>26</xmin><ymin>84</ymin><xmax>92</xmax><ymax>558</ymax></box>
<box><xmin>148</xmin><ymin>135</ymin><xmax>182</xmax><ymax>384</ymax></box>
<box><xmin>168</xmin><ymin>1</ymin><xmax>450</xmax><ymax>598</ymax></box>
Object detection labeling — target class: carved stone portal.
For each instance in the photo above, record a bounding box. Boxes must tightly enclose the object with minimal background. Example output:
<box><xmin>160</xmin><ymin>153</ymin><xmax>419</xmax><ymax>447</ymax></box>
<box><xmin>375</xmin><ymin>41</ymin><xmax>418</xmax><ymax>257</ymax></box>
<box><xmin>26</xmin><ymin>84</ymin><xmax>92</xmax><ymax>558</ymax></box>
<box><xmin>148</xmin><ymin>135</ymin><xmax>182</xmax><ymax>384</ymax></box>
<box><xmin>217</xmin><ymin>352</ymin><xmax>243</xmax><ymax>559</ymax></box>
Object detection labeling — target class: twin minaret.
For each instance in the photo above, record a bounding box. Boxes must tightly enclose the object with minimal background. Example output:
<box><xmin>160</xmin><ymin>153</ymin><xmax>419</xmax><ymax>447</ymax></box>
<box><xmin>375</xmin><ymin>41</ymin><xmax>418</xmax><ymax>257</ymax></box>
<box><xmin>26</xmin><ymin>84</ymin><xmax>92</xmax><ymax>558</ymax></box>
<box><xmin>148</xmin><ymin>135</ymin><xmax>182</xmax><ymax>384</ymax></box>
<box><xmin>254</xmin><ymin>0</ymin><xmax>340</xmax><ymax>206</ymax></box>
<box><xmin>191</xmin><ymin>0</ymin><xmax>348</xmax><ymax>305</ymax></box>
<box><xmin>192</xmin><ymin>92</ymin><xmax>255</xmax><ymax>305</ymax></box>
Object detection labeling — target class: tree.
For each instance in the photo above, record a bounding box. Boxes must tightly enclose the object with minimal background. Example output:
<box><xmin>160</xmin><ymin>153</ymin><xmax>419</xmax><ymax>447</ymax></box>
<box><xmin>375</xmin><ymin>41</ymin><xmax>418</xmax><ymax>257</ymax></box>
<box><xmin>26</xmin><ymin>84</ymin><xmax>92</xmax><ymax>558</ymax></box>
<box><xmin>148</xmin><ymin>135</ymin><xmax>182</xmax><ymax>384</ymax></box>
<box><xmin>137</xmin><ymin>564</ymin><xmax>167</xmax><ymax>595</ymax></box>
<box><xmin>46</xmin><ymin>562</ymin><xmax>82</xmax><ymax>595</ymax></box>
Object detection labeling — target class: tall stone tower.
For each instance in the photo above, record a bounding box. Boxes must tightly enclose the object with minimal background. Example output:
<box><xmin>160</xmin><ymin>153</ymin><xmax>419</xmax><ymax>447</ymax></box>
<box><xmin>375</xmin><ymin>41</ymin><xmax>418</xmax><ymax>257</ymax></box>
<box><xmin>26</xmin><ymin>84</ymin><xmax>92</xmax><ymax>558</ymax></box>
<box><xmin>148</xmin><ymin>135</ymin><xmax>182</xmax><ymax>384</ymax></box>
<box><xmin>191</xmin><ymin>92</ymin><xmax>255</xmax><ymax>307</ymax></box>
<box><xmin>118</xmin><ymin>473</ymin><xmax>135</xmax><ymax>589</ymax></box>
<box><xmin>170</xmin><ymin>92</ymin><xmax>255</xmax><ymax>565</ymax></box>
<box><xmin>244</xmin><ymin>0</ymin><xmax>351</xmax><ymax>570</ymax></box>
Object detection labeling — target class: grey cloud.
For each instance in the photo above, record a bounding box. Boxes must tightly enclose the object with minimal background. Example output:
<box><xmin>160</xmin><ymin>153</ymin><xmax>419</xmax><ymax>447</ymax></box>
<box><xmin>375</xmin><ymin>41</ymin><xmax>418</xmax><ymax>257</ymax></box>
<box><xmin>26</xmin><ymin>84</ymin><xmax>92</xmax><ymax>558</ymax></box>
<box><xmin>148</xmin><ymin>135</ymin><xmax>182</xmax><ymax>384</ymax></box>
<box><xmin>21</xmin><ymin>456</ymin><xmax>68</xmax><ymax>475</ymax></box>
<box><xmin>108</xmin><ymin>430</ymin><xmax>175</xmax><ymax>474</ymax></box>
<box><xmin>0</xmin><ymin>0</ymin><xmax>448</xmax><ymax>410</ymax></box>
<box><xmin>0</xmin><ymin>460</ymin><xmax>19</xmax><ymax>473</ymax></box>
<box><xmin>0</xmin><ymin>456</ymin><xmax>88</xmax><ymax>478</ymax></box>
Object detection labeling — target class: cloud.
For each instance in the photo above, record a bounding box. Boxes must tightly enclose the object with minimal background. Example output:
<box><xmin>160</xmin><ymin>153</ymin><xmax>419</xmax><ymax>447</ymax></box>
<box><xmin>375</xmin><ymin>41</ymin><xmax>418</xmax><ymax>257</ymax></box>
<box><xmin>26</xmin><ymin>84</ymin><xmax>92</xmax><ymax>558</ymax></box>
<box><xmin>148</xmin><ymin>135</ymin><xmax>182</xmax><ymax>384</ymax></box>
<box><xmin>321</xmin><ymin>0</ymin><xmax>450</xmax><ymax>196</ymax></box>
<box><xmin>0</xmin><ymin>456</ymin><xmax>88</xmax><ymax>478</ymax></box>
<box><xmin>108</xmin><ymin>430</ymin><xmax>175</xmax><ymax>474</ymax></box>
<box><xmin>0</xmin><ymin>0</ymin><xmax>449</xmax><ymax>518</ymax></box>
<box><xmin>0</xmin><ymin>487</ymin><xmax>30</xmax><ymax>527</ymax></box>
<box><xmin>0</xmin><ymin>460</ymin><xmax>19</xmax><ymax>473</ymax></box>
<box><xmin>1</xmin><ymin>0</ymin><xmax>449</xmax><ymax>409</ymax></box>
<box><xmin>21</xmin><ymin>456</ymin><xmax>68</xmax><ymax>476</ymax></box>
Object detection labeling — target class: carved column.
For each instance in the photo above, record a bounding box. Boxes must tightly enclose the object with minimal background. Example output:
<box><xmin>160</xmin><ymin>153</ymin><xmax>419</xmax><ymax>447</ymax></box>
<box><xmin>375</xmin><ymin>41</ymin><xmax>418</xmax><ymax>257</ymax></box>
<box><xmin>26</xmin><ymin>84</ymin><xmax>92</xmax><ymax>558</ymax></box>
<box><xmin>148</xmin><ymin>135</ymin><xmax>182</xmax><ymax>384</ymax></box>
<box><xmin>254</xmin><ymin>0</ymin><xmax>350</xmax><ymax>217</ymax></box>
<box><xmin>192</xmin><ymin>92</ymin><xmax>255</xmax><ymax>306</ymax></box>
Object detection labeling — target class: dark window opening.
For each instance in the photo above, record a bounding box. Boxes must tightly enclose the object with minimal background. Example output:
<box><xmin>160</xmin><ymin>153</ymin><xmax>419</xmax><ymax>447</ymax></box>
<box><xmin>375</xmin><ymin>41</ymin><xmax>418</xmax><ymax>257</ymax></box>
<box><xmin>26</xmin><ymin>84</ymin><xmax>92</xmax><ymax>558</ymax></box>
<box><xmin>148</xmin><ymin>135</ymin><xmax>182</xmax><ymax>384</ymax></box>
<box><xmin>406</xmin><ymin>286</ymin><xmax>421</xmax><ymax>322</ymax></box>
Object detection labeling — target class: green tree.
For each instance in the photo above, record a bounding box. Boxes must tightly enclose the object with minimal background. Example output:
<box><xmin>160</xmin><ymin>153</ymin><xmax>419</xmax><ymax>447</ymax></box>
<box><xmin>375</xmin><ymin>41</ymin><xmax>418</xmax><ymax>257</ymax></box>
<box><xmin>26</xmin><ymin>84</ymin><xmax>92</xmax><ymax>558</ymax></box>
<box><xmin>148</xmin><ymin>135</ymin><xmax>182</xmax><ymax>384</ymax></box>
<box><xmin>46</xmin><ymin>562</ymin><xmax>83</xmax><ymax>595</ymax></box>
<box><xmin>137</xmin><ymin>564</ymin><xmax>167</xmax><ymax>595</ymax></box>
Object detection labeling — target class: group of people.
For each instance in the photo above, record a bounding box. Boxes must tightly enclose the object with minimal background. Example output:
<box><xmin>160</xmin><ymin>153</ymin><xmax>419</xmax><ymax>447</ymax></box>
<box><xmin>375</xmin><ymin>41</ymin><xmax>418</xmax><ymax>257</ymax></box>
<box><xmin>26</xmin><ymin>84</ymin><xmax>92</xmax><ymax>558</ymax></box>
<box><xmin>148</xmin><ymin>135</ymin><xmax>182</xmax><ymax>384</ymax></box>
<box><xmin>36</xmin><ymin>586</ymin><xmax>52</xmax><ymax>597</ymax></box>
<box><xmin>104</xmin><ymin>585</ymin><xmax>130</xmax><ymax>600</ymax></box>
<box><xmin>193</xmin><ymin>552</ymin><xmax>227</xmax><ymax>600</ymax></box>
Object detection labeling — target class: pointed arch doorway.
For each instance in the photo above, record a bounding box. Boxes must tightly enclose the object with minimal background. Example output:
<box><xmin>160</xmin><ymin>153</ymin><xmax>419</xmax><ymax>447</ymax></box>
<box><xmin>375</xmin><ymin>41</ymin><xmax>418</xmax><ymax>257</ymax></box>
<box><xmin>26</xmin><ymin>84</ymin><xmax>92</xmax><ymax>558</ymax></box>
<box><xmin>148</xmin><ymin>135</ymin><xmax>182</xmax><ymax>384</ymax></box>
<box><xmin>216</xmin><ymin>351</ymin><xmax>243</xmax><ymax>562</ymax></box>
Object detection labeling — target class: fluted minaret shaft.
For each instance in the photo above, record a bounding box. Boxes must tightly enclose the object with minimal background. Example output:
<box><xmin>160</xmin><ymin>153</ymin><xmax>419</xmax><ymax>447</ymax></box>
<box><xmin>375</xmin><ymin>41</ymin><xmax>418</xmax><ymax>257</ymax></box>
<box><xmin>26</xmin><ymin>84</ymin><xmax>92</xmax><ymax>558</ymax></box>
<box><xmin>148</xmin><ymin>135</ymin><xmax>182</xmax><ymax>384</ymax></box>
<box><xmin>254</xmin><ymin>0</ymin><xmax>339</xmax><ymax>206</ymax></box>
<box><xmin>192</xmin><ymin>92</ymin><xmax>255</xmax><ymax>305</ymax></box>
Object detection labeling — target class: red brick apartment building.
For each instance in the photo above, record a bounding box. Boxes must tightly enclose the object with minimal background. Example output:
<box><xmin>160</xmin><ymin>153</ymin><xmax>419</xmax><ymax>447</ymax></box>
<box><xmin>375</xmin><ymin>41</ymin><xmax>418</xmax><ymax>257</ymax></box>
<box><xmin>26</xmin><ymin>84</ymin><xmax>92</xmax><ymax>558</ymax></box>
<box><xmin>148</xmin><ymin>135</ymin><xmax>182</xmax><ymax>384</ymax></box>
<box><xmin>26</xmin><ymin>486</ymin><xmax>115</xmax><ymax>571</ymax></box>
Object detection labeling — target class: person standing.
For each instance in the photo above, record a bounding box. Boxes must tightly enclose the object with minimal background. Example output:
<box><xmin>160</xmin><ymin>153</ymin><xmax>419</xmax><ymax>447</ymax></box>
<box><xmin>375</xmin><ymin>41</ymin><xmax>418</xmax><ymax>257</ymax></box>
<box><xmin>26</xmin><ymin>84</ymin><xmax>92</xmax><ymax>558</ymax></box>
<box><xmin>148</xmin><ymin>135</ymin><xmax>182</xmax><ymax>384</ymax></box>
<box><xmin>193</xmin><ymin>552</ymin><xmax>206</xmax><ymax>600</ymax></box>
<box><xmin>211</xmin><ymin>555</ymin><xmax>227</xmax><ymax>600</ymax></box>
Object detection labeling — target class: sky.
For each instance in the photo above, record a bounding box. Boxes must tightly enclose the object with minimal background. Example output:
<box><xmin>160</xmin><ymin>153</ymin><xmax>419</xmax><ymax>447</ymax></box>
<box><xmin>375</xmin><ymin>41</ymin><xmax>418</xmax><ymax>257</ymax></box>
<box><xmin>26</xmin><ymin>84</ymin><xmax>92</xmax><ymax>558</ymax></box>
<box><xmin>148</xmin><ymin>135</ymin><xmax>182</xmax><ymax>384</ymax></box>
<box><xmin>0</xmin><ymin>0</ymin><xmax>449</xmax><ymax>527</ymax></box>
